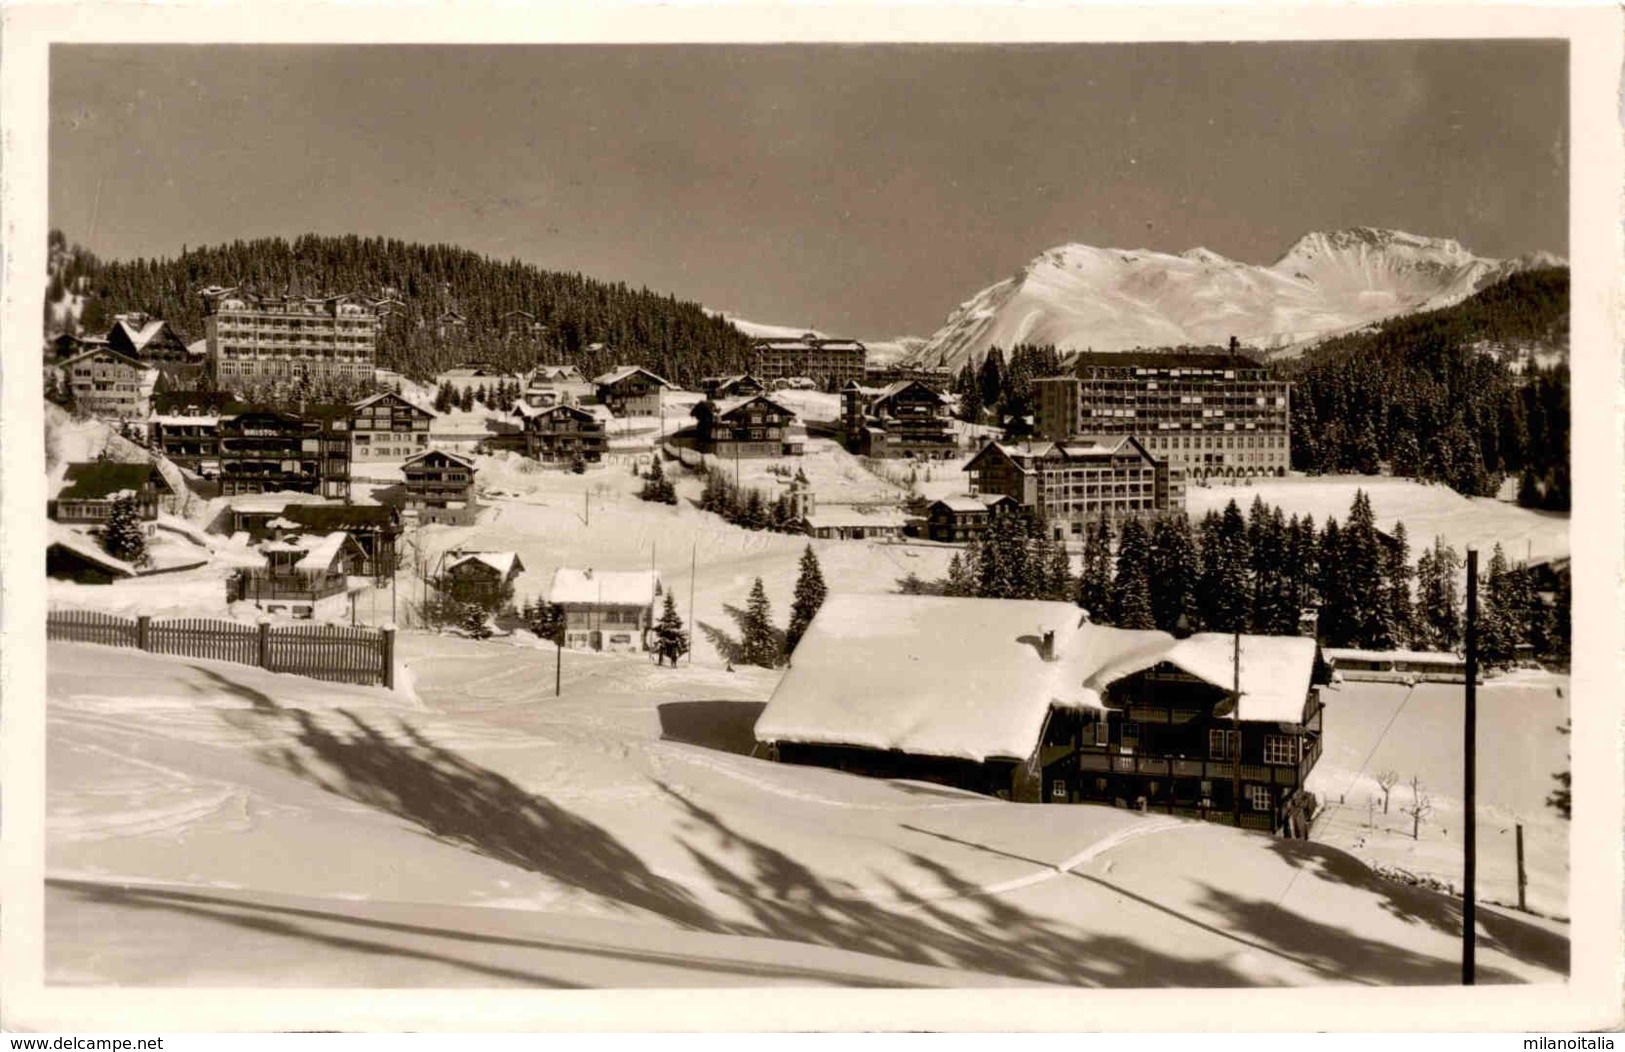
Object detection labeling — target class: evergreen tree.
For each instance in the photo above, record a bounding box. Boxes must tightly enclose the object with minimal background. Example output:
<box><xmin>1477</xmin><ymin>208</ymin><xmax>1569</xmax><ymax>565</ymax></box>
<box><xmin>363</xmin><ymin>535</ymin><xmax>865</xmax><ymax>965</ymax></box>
<box><xmin>638</xmin><ymin>454</ymin><xmax>676</xmax><ymax>504</ymax></box>
<box><xmin>741</xmin><ymin>488</ymin><xmax>767</xmax><ymax>530</ymax></box>
<box><xmin>786</xmin><ymin>544</ymin><xmax>828</xmax><ymax>656</ymax></box>
<box><xmin>652</xmin><ymin>591</ymin><xmax>689</xmax><ymax>667</ymax></box>
<box><xmin>525</xmin><ymin>599</ymin><xmax>566</xmax><ymax>647</ymax></box>
<box><xmin>1110</xmin><ymin>516</ymin><xmax>1152</xmax><ymax>625</ymax></box>
<box><xmin>977</xmin><ymin>348</ymin><xmax>1007</xmax><ymax>420</ymax></box>
<box><xmin>1147</xmin><ymin>513</ymin><xmax>1202</xmax><ymax>633</ymax></box>
<box><xmin>944</xmin><ymin>551</ymin><xmax>976</xmax><ymax>598</ymax></box>
<box><xmin>1478</xmin><ymin>543</ymin><xmax>1520</xmax><ymax>666</ymax></box>
<box><xmin>1251</xmin><ymin>507</ymin><xmax>1298</xmax><ymax>635</ymax></box>
<box><xmin>1382</xmin><ymin>520</ymin><xmax>1416</xmax><ymax>649</ymax></box>
<box><xmin>1076</xmin><ymin>517</ymin><xmax>1113</xmax><ymax>619</ymax></box>
<box><xmin>740</xmin><ymin>577</ymin><xmax>779</xmax><ymax>668</ymax></box>
<box><xmin>1418</xmin><ymin>537</ymin><xmax>1464</xmax><ymax>650</ymax></box>
<box><xmin>102</xmin><ymin>494</ymin><xmax>149</xmax><ymax>566</ymax></box>
<box><xmin>1045</xmin><ymin>540</ymin><xmax>1074</xmax><ymax>603</ymax></box>
<box><xmin>460</xmin><ymin>602</ymin><xmax>492</xmax><ymax>640</ymax></box>
<box><xmin>459</xmin><ymin>386</ymin><xmax>475</xmax><ymax>411</ymax></box>
<box><xmin>1316</xmin><ymin>518</ymin><xmax>1352</xmax><ymax>646</ymax></box>
<box><xmin>1342</xmin><ymin>490</ymin><xmax>1387</xmax><ymax>647</ymax></box>
<box><xmin>1198</xmin><ymin>502</ymin><xmax>1251</xmax><ymax>633</ymax></box>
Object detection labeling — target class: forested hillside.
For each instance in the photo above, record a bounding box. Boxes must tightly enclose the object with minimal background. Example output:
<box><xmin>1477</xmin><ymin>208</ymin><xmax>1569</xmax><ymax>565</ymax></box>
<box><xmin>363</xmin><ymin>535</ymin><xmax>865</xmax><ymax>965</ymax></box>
<box><xmin>46</xmin><ymin>232</ymin><xmax>757</xmax><ymax>384</ymax></box>
<box><xmin>1285</xmin><ymin>268</ymin><xmax>1569</xmax><ymax>507</ymax></box>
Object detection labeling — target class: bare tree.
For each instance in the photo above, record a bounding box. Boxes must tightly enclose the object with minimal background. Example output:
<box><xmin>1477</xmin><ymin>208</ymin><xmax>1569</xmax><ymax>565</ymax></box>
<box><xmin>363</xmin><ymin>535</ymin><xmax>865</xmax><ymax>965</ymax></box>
<box><xmin>1376</xmin><ymin>769</ymin><xmax>1399</xmax><ymax>814</ymax></box>
<box><xmin>1401</xmin><ymin>776</ymin><xmax>1434</xmax><ymax>841</ymax></box>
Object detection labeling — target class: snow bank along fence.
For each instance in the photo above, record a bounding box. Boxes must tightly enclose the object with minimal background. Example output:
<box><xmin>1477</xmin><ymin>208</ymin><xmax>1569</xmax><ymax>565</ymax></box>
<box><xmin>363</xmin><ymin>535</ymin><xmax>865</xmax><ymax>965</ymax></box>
<box><xmin>47</xmin><ymin>609</ymin><xmax>395</xmax><ymax>689</ymax></box>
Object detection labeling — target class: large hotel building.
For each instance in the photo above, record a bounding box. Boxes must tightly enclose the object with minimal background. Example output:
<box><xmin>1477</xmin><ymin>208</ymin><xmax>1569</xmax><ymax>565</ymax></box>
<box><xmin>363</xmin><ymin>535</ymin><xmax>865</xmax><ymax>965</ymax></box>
<box><xmin>1034</xmin><ymin>351</ymin><xmax>1291</xmax><ymax>481</ymax></box>
<box><xmin>203</xmin><ymin>289</ymin><xmax>378</xmax><ymax>391</ymax></box>
<box><xmin>752</xmin><ymin>335</ymin><xmax>868</xmax><ymax>389</ymax></box>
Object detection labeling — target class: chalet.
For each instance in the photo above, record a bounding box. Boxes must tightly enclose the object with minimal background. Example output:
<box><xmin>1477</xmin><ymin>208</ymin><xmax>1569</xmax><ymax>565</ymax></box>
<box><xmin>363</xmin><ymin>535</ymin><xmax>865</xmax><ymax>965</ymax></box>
<box><xmin>442</xmin><ymin>550</ymin><xmax>525</xmax><ymax>609</ymax></box>
<box><xmin>402</xmin><ymin>448</ymin><xmax>478</xmax><ymax>526</ymax></box>
<box><xmin>232</xmin><ymin>530</ymin><xmax>367</xmax><ymax>620</ymax></box>
<box><xmin>49</xmin><ymin>462</ymin><xmax>170</xmax><ymax>533</ymax></box>
<box><xmin>863</xmin><ymin>364</ymin><xmax>954</xmax><ymax>391</ymax></box>
<box><xmin>218</xmin><ymin>405</ymin><xmax>351</xmax><ymax>500</ymax></box>
<box><xmin>372</xmin><ymin>296</ymin><xmax>408</xmax><ymax>319</ymax></box>
<box><xmin>965</xmin><ymin>436</ymin><xmax>1183</xmax><ymax>540</ymax></box>
<box><xmin>48</xmin><ymin>332</ymin><xmax>109</xmax><ymax>362</ymax></box>
<box><xmin>221</xmin><ymin>492</ymin><xmax>332</xmax><ymax>538</ymax></box>
<box><xmin>107</xmin><ymin>313</ymin><xmax>194</xmax><ymax>362</ymax></box>
<box><xmin>926</xmin><ymin>494</ymin><xmax>1020</xmax><ymax>543</ymax></box>
<box><xmin>531</xmin><ymin>364</ymin><xmax>586</xmax><ymax>385</ymax></box>
<box><xmin>503</xmin><ymin>309</ymin><xmax>546</xmax><ymax>338</ymax></box>
<box><xmin>435</xmin><ymin>309</ymin><xmax>468</xmax><ymax>339</ymax></box>
<box><xmin>514</xmin><ymin>402</ymin><xmax>608</xmax><ymax>464</ymax></box>
<box><xmin>593</xmin><ymin>365</ymin><xmax>674</xmax><ymax>417</ymax></box>
<box><xmin>694</xmin><ymin>394</ymin><xmax>801</xmax><ymax>459</ymax></box>
<box><xmin>276</xmin><ymin>502</ymin><xmax>401</xmax><ymax>578</ymax></box>
<box><xmin>755</xmin><ymin>594</ymin><xmax>1326</xmax><ymax>836</ymax></box>
<box><xmin>58</xmin><ymin>347</ymin><xmax>160</xmax><ymax>420</ymax></box>
<box><xmin>548</xmin><ymin>567</ymin><xmax>660</xmax><ymax>653</ymax></box>
<box><xmin>701</xmin><ymin>374</ymin><xmax>766</xmax><ymax>400</ymax></box>
<box><xmin>841</xmin><ymin>380</ymin><xmax>955</xmax><ymax>460</ymax></box>
<box><xmin>350</xmin><ymin>392</ymin><xmax>433</xmax><ymax>462</ymax></box>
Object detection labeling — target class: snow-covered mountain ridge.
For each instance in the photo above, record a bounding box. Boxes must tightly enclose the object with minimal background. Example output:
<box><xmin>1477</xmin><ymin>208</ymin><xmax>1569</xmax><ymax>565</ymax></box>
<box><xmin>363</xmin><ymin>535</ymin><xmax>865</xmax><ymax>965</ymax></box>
<box><xmin>905</xmin><ymin>227</ymin><xmax>1565</xmax><ymax>371</ymax></box>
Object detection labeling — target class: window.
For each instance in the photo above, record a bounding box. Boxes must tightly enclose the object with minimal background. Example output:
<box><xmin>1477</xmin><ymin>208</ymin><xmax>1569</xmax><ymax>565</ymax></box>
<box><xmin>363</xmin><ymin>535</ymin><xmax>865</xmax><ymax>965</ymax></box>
<box><xmin>1208</xmin><ymin>728</ymin><xmax>1239</xmax><ymax>760</ymax></box>
<box><xmin>1264</xmin><ymin>734</ymin><xmax>1299</xmax><ymax>765</ymax></box>
<box><xmin>1248</xmin><ymin>784</ymin><xmax>1273</xmax><ymax>811</ymax></box>
<box><xmin>1051</xmin><ymin>779</ymin><xmax>1067</xmax><ymax>800</ymax></box>
<box><xmin>1120</xmin><ymin>720</ymin><xmax>1140</xmax><ymax>751</ymax></box>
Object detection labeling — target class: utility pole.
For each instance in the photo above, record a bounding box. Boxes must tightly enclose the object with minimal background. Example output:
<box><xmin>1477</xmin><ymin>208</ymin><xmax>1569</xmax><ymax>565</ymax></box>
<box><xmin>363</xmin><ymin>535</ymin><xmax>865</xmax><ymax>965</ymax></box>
<box><xmin>1463</xmin><ymin>547</ymin><xmax>1479</xmax><ymax>985</ymax></box>
<box><xmin>1515</xmin><ymin>822</ymin><xmax>1527</xmax><ymax>912</ymax></box>
<box><xmin>1231</xmin><ymin>630</ymin><xmax>1243</xmax><ymax>829</ymax></box>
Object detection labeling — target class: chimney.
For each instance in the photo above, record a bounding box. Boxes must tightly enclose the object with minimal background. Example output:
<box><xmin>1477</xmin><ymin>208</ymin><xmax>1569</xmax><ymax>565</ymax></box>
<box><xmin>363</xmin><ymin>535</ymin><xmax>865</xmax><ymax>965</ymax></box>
<box><xmin>583</xmin><ymin>567</ymin><xmax>593</xmax><ymax>580</ymax></box>
<box><xmin>1040</xmin><ymin>629</ymin><xmax>1057</xmax><ymax>662</ymax></box>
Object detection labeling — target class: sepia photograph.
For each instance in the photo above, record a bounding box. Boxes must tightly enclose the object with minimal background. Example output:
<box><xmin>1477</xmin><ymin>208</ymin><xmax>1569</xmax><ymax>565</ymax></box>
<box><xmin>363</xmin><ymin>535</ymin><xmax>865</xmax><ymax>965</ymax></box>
<box><xmin>4</xmin><ymin>1</ymin><xmax>1621</xmax><ymax>1035</ymax></box>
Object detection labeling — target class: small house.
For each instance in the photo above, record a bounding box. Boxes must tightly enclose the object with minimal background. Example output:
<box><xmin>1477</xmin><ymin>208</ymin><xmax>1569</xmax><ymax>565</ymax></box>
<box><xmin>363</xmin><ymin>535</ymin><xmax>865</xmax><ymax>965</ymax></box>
<box><xmin>548</xmin><ymin>567</ymin><xmax>661</xmax><ymax>653</ymax></box>
<box><xmin>701</xmin><ymin>374</ymin><xmax>766</xmax><ymax>400</ymax></box>
<box><xmin>592</xmin><ymin>365</ymin><xmax>674</xmax><ymax>417</ymax></box>
<box><xmin>755</xmin><ymin>594</ymin><xmax>1325</xmax><ymax>835</ymax></box>
<box><xmin>234</xmin><ymin>530</ymin><xmax>367</xmax><ymax>620</ymax></box>
<box><xmin>49</xmin><ymin>462</ymin><xmax>170</xmax><ymax>532</ymax></box>
<box><xmin>442</xmin><ymin>550</ymin><xmax>525</xmax><ymax>609</ymax></box>
<box><xmin>277</xmin><ymin>502</ymin><xmax>402</xmax><ymax>578</ymax></box>
<box><xmin>801</xmin><ymin>505</ymin><xmax>909</xmax><ymax>541</ymax></box>
<box><xmin>58</xmin><ymin>347</ymin><xmax>161</xmax><ymax>420</ymax></box>
<box><xmin>926</xmin><ymin>494</ymin><xmax>1020</xmax><ymax>543</ymax></box>
<box><xmin>402</xmin><ymin>448</ymin><xmax>478</xmax><ymax>526</ymax></box>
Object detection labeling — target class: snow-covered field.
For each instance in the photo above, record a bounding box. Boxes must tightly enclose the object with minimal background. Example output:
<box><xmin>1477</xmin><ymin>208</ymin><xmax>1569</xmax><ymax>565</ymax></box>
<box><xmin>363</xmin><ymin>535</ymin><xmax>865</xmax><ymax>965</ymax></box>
<box><xmin>1187</xmin><ymin>474</ymin><xmax>1569</xmax><ymax>566</ymax></box>
<box><xmin>46</xmin><ymin>638</ymin><xmax>1568</xmax><ymax>988</ymax></box>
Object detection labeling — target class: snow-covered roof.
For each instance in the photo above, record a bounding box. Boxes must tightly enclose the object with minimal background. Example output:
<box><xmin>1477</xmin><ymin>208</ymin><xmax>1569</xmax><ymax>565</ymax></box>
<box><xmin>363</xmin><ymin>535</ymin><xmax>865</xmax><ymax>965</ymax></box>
<box><xmin>47</xmin><ymin>523</ymin><xmax>139</xmax><ymax>577</ymax></box>
<box><xmin>112</xmin><ymin>317</ymin><xmax>171</xmax><ymax>352</ymax></box>
<box><xmin>227</xmin><ymin>492</ymin><xmax>333</xmax><ymax>515</ymax></box>
<box><xmin>263</xmin><ymin>531</ymin><xmax>358</xmax><ymax>573</ymax></box>
<box><xmin>1322</xmin><ymin>647</ymin><xmax>1465</xmax><ymax>666</ymax></box>
<box><xmin>802</xmin><ymin>506</ymin><xmax>910</xmax><ymax>530</ymax></box>
<box><xmin>593</xmin><ymin>365</ymin><xmax>673</xmax><ymax>388</ymax></box>
<box><xmin>713</xmin><ymin>393</ymin><xmax>793</xmax><ymax>419</ymax></box>
<box><xmin>548</xmin><ymin>568</ymin><xmax>660</xmax><ymax>607</ymax></box>
<box><xmin>931</xmin><ymin>494</ymin><xmax>1012</xmax><ymax>513</ymax></box>
<box><xmin>403</xmin><ymin>448</ymin><xmax>478</xmax><ymax>469</ymax></box>
<box><xmin>755</xmin><ymin>594</ymin><xmax>1319</xmax><ymax>761</ymax></box>
<box><xmin>150</xmin><ymin>414</ymin><xmax>221</xmax><ymax>427</ymax></box>
<box><xmin>446</xmin><ymin>550</ymin><xmax>524</xmax><ymax>579</ymax></box>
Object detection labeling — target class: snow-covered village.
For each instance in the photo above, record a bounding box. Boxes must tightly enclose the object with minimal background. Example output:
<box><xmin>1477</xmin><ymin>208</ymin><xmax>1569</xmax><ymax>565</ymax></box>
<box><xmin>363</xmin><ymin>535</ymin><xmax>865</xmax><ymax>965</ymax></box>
<box><xmin>23</xmin><ymin>37</ymin><xmax>1590</xmax><ymax>1008</ymax></box>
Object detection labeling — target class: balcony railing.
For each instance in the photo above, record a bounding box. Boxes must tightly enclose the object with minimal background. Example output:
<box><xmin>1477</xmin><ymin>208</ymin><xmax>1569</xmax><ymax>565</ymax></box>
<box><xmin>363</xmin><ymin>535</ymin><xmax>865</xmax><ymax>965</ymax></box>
<box><xmin>231</xmin><ymin>571</ymin><xmax>350</xmax><ymax>603</ymax></box>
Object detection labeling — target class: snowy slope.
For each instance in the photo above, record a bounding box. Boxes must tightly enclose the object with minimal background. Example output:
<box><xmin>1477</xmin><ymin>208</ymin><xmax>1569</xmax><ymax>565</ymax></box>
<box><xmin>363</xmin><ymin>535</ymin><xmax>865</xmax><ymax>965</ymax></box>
<box><xmin>906</xmin><ymin>228</ymin><xmax>1565</xmax><ymax>372</ymax></box>
<box><xmin>46</xmin><ymin>640</ymin><xmax>1568</xmax><ymax>988</ymax></box>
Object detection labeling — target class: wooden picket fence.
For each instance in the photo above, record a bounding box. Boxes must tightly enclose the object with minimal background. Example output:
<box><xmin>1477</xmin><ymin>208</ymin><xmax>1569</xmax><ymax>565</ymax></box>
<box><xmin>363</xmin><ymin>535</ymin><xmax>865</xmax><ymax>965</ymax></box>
<box><xmin>47</xmin><ymin>609</ymin><xmax>394</xmax><ymax>689</ymax></box>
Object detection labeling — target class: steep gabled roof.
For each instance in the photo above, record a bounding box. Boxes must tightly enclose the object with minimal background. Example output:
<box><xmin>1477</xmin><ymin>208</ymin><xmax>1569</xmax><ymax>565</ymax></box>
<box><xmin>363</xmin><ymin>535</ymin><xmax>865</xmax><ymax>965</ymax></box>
<box><xmin>402</xmin><ymin>448</ymin><xmax>477</xmax><ymax>470</ymax></box>
<box><xmin>593</xmin><ymin>365</ymin><xmax>673</xmax><ymax>389</ymax></box>
<box><xmin>58</xmin><ymin>346</ymin><xmax>151</xmax><ymax>372</ymax></box>
<box><xmin>351</xmin><ymin>391</ymin><xmax>434</xmax><ymax>417</ymax></box>
<box><xmin>445</xmin><ymin>550</ymin><xmax>525</xmax><ymax>579</ymax></box>
<box><xmin>279</xmin><ymin>503</ymin><xmax>399</xmax><ymax>532</ymax></box>
<box><xmin>713</xmin><ymin>393</ymin><xmax>794</xmax><ymax>420</ymax></box>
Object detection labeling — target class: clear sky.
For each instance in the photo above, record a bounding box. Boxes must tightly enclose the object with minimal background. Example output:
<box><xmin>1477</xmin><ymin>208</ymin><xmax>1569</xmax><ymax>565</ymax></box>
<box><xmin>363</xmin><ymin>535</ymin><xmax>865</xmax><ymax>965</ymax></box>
<box><xmin>49</xmin><ymin>42</ymin><xmax>1567</xmax><ymax>339</ymax></box>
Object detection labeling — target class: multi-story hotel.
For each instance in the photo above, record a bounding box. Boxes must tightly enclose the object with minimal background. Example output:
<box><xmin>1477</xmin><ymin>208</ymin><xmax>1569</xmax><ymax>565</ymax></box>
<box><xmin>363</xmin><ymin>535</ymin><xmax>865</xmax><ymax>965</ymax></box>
<box><xmin>56</xmin><ymin>347</ymin><xmax>160</xmax><ymax>420</ymax></box>
<box><xmin>752</xmin><ymin>334</ymin><xmax>867</xmax><ymax>389</ymax></box>
<box><xmin>203</xmin><ymin>289</ymin><xmax>377</xmax><ymax>392</ymax></box>
<box><xmin>840</xmin><ymin>379</ymin><xmax>956</xmax><ymax>459</ymax></box>
<box><xmin>964</xmin><ymin>435</ymin><xmax>1182</xmax><ymax>540</ymax></box>
<box><xmin>349</xmin><ymin>392</ymin><xmax>433</xmax><ymax>462</ymax></box>
<box><xmin>1034</xmin><ymin>351</ymin><xmax>1291</xmax><ymax>481</ymax></box>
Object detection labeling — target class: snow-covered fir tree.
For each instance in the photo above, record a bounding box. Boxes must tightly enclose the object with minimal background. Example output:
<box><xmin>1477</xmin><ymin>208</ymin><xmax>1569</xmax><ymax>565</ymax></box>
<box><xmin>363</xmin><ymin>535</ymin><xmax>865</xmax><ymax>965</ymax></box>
<box><xmin>740</xmin><ymin>577</ymin><xmax>779</xmax><ymax>668</ymax></box>
<box><xmin>785</xmin><ymin>545</ymin><xmax>828</xmax><ymax>656</ymax></box>
<box><xmin>101</xmin><ymin>493</ymin><xmax>149</xmax><ymax>566</ymax></box>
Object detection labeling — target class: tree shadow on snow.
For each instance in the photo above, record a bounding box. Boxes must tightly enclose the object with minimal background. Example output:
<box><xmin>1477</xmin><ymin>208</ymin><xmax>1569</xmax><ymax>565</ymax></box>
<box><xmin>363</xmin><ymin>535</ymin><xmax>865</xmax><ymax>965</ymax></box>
<box><xmin>657</xmin><ymin>701</ymin><xmax>767</xmax><ymax>757</ymax></box>
<box><xmin>1262</xmin><ymin>837</ymin><xmax>1568</xmax><ymax>976</ymax></box>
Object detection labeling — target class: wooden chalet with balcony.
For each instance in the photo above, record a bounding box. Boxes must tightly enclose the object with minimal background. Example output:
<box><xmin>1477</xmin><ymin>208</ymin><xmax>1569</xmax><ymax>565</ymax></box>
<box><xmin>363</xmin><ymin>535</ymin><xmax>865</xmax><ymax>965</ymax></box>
<box><xmin>840</xmin><ymin>379</ymin><xmax>955</xmax><ymax>460</ymax></box>
<box><xmin>441</xmin><ymin>550</ymin><xmax>525</xmax><ymax>610</ymax></box>
<box><xmin>514</xmin><ymin>402</ymin><xmax>608</xmax><ymax>464</ymax></box>
<box><xmin>402</xmin><ymin>448</ymin><xmax>478</xmax><ymax>526</ymax></box>
<box><xmin>755</xmin><ymin>594</ymin><xmax>1326</xmax><ymax>837</ymax></box>
<box><xmin>230</xmin><ymin>529</ymin><xmax>367</xmax><ymax>620</ymax></box>
<box><xmin>350</xmin><ymin>391</ymin><xmax>433</xmax><ymax>462</ymax></box>
<box><xmin>592</xmin><ymin>365</ymin><xmax>673</xmax><ymax>417</ymax></box>
<box><xmin>57</xmin><ymin>346</ymin><xmax>161</xmax><ymax>420</ymax></box>
<box><xmin>275</xmin><ymin>502</ymin><xmax>401</xmax><ymax>578</ymax></box>
<box><xmin>694</xmin><ymin>394</ymin><xmax>800</xmax><ymax>459</ymax></box>
<box><xmin>701</xmin><ymin>374</ymin><xmax>766</xmax><ymax>400</ymax></box>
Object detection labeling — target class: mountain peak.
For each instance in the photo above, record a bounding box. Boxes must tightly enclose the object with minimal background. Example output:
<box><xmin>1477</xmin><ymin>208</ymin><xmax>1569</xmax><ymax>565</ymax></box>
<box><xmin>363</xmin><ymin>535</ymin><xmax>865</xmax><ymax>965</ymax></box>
<box><xmin>1275</xmin><ymin>227</ymin><xmax>1470</xmax><ymax>266</ymax></box>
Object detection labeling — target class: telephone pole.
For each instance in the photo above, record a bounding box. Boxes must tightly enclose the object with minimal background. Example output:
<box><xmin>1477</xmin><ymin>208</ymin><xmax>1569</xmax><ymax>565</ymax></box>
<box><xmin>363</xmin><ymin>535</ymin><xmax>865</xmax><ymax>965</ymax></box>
<box><xmin>1231</xmin><ymin>630</ymin><xmax>1242</xmax><ymax>829</ymax></box>
<box><xmin>1463</xmin><ymin>548</ymin><xmax>1479</xmax><ymax>985</ymax></box>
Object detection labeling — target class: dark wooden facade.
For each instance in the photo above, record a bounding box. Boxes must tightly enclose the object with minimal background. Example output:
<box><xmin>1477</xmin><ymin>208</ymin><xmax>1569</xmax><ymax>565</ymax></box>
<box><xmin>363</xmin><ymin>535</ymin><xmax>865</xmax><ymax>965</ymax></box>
<box><xmin>402</xmin><ymin>449</ymin><xmax>478</xmax><ymax>526</ymax></box>
<box><xmin>925</xmin><ymin>494</ymin><xmax>1019</xmax><ymax>543</ymax></box>
<box><xmin>218</xmin><ymin>407</ymin><xmax>351</xmax><ymax>500</ymax></box>
<box><xmin>594</xmin><ymin>367</ymin><xmax>671</xmax><ymax>417</ymax></box>
<box><xmin>521</xmin><ymin>404</ymin><xmax>606</xmax><ymax>463</ymax></box>
<box><xmin>50</xmin><ymin>463</ymin><xmax>168</xmax><ymax>528</ymax></box>
<box><xmin>276</xmin><ymin>503</ymin><xmax>401</xmax><ymax>578</ymax></box>
<box><xmin>841</xmin><ymin>380</ymin><xmax>955</xmax><ymax>459</ymax></box>
<box><xmin>695</xmin><ymin>395</ymin><xmax>799</xmax><ymax>458</ymax></box>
